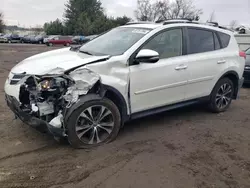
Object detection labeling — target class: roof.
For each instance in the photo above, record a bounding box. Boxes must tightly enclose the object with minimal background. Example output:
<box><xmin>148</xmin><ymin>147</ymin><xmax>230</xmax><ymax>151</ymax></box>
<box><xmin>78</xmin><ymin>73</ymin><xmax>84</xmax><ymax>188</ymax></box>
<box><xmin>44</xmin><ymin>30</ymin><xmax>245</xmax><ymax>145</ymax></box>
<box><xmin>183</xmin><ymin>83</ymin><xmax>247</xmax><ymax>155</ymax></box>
<box><xmin>121</xmin><ymin>23</ymin><xmax>162</xmax><ymax>29</ymax></box>
<box><xmin>122</xmin><ymin>20</ymin><xmax>234</xmax><ymax>35</ymax></box>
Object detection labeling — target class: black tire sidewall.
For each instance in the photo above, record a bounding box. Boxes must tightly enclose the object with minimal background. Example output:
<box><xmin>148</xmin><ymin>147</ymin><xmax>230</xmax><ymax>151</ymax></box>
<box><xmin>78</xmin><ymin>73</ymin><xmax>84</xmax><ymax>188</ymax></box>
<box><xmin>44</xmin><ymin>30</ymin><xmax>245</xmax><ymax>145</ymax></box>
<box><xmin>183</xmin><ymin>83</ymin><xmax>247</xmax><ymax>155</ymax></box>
<box><xmin>66</xmin><ymin>98</ymin><xmax>121</xmax><ymax>149</ymax></box>
<box><xmin>209</xmin><ymin>78</ymin><xmax>234</xmax><ymax>113</ymax></box>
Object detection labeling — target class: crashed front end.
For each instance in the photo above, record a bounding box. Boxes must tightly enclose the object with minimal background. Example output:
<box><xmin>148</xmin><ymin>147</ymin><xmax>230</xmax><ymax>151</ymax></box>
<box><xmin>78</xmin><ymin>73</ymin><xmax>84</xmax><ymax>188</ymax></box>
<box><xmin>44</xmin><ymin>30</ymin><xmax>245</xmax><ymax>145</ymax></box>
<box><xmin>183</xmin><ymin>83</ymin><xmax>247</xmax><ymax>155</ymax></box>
<box><xmin>5</xmin><ymin>68</ymin><xmax>101</xmax><ymax>138</ymax></box>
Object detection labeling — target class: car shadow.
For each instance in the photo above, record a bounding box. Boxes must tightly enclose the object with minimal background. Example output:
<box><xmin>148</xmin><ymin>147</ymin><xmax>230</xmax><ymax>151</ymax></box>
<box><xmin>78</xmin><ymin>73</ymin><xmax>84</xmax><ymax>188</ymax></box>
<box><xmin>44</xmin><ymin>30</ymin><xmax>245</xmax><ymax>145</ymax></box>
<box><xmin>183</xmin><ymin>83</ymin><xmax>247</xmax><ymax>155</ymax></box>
<box><xmin>119</xmin><ymin>103</ymin><xmax>208</xmax><ymax>138</ymax></box>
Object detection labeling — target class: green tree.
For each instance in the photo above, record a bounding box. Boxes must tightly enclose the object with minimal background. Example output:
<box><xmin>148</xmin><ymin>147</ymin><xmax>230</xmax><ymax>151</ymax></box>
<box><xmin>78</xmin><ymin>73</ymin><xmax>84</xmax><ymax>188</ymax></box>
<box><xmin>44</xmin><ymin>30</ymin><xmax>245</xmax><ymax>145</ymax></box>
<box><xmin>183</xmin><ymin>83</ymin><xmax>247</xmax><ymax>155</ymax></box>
<box><xmin>44</xmin><ymin>19</ymin><xmax>64</xmax><ymax>35</ymax></box>
<box><xmin>114</xmin><ymin>16</ymin><xmax>132</xmax><ymax>26</ymax></box>
<box><xmin>64</xmin><ymin>0</ymin><xmax>104</xmax><ymax>35</ymax></box>
<box><xmin>0</xmin><ymin>12</ymin><xmax>4</xmax><ymax>33</ymax></box>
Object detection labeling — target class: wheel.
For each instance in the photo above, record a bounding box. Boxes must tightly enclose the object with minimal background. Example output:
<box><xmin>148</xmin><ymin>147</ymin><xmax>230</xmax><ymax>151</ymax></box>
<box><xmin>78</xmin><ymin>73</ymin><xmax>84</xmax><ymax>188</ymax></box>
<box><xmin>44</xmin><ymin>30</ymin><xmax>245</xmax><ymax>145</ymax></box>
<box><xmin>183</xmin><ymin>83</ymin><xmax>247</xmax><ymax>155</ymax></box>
<box><xmin>67</xmin><ymin>98</ymin><xmax>121</xmax><ymax>149</ymax></box>
<box><xmin>8</xmin><ymin>40</ymin><xmax>11</xmax><ymax>43</ymax></box>
<box><xmin>65</xmin><ymin>43</ymin><xmax>70</xmax><ymax>46</ymax></box>
<box><xmin>39</xmin><ymin>41</ymin><xmax>42</xmax><ymax>44</ymax></box>
<box><xmin>49</xmin><ymin>43</ymin><xmax>53</xmax><ymax>46</ymax></box>
<box><xmin>209</xmin><ymin>78</ymin><xmax>234</xmax><ymax>113</ymax></box>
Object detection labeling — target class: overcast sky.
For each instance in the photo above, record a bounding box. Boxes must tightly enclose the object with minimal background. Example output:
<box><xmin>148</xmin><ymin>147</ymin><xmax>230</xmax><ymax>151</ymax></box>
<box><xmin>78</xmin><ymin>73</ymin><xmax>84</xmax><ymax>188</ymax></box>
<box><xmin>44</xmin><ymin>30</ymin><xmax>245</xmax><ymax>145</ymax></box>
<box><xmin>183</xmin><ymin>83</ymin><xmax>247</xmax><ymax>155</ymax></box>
<box><xmin>2</xmin><ymin>0</ymin><xmax>250</xmax><ymax>27</ymax></box>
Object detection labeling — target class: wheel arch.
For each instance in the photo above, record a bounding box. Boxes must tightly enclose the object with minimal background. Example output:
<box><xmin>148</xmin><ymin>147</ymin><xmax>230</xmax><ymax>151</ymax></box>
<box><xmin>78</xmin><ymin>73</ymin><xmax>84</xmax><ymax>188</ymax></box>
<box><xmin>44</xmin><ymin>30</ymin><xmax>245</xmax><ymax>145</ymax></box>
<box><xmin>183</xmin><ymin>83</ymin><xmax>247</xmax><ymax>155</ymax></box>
<box><xmin>103</xmin><ymin>85</ymin><xmax>129</xmax><ymax>124</ymax></box>
<box><xmin>216</xmin><ymin>71</ymin><xmax>240</xmax><ymax>99</ymax></box>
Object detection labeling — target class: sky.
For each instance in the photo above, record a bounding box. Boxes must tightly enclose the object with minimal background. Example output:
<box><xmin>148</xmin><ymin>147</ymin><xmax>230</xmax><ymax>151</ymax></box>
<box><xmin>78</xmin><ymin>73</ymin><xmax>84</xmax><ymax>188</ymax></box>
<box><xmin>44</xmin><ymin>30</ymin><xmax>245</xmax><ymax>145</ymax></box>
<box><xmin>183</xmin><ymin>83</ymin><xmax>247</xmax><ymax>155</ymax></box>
<box><xmin>1</xmin><ymin>0</ymin><xmax>250</xmax><ymax>27</ymax></box>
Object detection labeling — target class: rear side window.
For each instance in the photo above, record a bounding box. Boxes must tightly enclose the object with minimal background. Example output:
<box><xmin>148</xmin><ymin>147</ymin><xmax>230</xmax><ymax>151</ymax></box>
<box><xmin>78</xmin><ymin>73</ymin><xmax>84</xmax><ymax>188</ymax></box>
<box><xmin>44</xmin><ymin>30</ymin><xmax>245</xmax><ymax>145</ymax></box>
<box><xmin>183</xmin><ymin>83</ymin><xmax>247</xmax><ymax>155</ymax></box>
<box><xmin>218</xmin><ymin>32</ymin><xmax>231</xmax><ymax>48</ymax></box>
<box><xmin>187</xmin><ymin>29</ymin><xmax>214</xmax><ymax>54</ymax></box>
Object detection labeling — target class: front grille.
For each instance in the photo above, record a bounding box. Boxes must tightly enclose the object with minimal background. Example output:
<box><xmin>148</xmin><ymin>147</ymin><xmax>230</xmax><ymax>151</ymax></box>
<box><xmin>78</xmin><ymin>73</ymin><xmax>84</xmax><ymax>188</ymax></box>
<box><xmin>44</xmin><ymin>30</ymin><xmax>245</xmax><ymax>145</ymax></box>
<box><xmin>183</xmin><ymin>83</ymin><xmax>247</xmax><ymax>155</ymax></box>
<box><xmin>10</xmin><ymin>74</ymin><xmax>26</xmax><ymax>85</ymax></box>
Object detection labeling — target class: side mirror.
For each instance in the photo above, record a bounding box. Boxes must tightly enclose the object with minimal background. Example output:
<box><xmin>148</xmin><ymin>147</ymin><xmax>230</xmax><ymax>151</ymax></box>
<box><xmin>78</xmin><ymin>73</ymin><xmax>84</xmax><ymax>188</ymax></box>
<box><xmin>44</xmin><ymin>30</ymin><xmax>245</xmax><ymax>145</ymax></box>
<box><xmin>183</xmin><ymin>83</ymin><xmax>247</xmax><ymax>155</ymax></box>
<box><xmin>135</xmin><ymin>49</ymin><xmax>160</xmax><ymax>63</ymax></box>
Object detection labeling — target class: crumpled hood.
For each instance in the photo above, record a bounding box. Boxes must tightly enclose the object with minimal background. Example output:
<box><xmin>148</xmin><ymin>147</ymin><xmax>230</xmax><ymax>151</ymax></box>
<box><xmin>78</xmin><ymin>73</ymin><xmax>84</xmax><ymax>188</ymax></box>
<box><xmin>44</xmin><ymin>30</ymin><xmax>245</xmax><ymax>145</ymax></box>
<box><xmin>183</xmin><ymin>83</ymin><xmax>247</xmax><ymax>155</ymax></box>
<box><xmin>11</xmin><ymin>48</ymin><xmax>109</xmax><ymax>75</ymax></box>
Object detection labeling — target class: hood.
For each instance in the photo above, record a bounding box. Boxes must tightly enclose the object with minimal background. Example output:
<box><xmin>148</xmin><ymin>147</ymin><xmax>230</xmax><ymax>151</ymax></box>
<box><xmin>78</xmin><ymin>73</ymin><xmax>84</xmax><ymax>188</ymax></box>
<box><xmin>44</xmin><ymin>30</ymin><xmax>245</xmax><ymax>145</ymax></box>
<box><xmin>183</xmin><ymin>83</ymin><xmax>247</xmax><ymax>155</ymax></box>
<box><xmin>11</xmin><ymin>48</ymin><xmax>109</xmax><ymax>75</ymax></box>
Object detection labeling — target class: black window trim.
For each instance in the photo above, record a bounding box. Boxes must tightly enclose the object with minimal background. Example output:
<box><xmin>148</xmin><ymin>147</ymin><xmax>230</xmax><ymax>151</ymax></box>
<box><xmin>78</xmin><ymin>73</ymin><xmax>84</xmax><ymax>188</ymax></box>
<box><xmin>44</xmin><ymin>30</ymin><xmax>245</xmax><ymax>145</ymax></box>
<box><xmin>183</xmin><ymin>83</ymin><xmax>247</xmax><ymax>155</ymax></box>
<box><xmin>129</xmin><ymin>26</ymin><xmax>186</xmax><ymax>66</ymax></box>
<box><xmin>186</xmin><ymin>26</ymin><xmax>218</xmax><ymax>55</ymax></box>
<box><xmin>216</xmin><ymin>31</ymin><xmax>231</xmax><ymax>49</ymax></box>
<box><xmin>213</xmin><ymin>32</ymin><xmax>222</xmax><ymax>50</ymax></box>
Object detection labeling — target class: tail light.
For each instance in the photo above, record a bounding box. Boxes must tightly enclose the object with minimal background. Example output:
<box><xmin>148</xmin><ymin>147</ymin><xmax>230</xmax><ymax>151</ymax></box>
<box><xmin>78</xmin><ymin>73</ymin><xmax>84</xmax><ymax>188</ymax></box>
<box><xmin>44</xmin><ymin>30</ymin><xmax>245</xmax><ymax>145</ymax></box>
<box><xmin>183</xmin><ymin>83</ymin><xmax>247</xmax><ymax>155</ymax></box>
<box><xmin>239</xmin><ymin>51</ymin><xmax>246</xmax><ymax>59</ymax></box>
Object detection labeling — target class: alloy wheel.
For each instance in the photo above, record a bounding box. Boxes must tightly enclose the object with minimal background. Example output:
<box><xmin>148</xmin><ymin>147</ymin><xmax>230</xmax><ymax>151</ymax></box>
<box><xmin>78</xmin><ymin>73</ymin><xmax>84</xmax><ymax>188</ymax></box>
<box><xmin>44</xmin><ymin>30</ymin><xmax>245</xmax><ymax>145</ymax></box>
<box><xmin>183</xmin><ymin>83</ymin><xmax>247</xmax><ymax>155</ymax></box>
<box><xmin>215</xmin><ymin>83</ymin><xmax>232</xmax><ymax>109</ymax></box>
<box><xmin>75</xmin><ymin>105</ymin><xmax>115</xmax><ymax>145</ymax></box>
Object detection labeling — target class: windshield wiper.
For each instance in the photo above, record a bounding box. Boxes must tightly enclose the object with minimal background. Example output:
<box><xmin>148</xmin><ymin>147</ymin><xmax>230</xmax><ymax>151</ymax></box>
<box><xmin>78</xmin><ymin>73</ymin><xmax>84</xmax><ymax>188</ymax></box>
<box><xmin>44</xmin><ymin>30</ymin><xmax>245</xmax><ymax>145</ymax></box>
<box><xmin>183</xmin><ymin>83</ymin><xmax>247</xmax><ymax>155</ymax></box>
<box><xmin>80</xmin><ymin>50</ymin><xmax>93</xmax><ymax>55</ymax></box>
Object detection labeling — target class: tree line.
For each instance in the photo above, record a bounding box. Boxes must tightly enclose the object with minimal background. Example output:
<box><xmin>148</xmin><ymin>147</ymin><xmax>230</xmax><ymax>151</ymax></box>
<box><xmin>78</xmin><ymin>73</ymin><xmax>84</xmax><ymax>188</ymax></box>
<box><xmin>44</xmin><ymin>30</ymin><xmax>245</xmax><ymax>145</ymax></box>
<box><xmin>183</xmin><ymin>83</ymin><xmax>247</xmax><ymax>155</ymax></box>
<box><xmin>44</xmin><ymin>0</ymin><xmax>131</xmax><ymax>36</ymax></box>
<box><xmin>44</xmin><ymin>0</ymin><xmax>204</xmax><ymax>36</ymax></box>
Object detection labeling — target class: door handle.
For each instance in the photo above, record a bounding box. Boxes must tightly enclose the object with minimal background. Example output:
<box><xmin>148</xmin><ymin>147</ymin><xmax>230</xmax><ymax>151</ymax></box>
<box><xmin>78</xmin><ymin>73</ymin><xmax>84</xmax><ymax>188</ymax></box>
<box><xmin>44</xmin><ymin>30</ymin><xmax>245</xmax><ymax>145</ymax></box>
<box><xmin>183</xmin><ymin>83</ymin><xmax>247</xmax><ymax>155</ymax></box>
<box><xmin>175</xmin><ymin>65</ymin><xmax>188</xmax><ymax>70</ymax></box>
<box><xmin>217</xmin><ymin>60</ymin><xmax>226</xmax><ymax>64</ymax></box>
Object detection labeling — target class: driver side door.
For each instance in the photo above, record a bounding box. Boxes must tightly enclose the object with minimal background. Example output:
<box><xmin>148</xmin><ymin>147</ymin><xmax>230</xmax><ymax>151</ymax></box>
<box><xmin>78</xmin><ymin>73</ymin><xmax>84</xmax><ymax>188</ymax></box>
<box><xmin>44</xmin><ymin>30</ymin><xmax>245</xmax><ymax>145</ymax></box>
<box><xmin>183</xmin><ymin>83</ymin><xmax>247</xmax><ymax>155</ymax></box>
<box><xmin>129</xmin><ymin>28</ymin><xmax>189</xmax><ymax>113</ymax></box>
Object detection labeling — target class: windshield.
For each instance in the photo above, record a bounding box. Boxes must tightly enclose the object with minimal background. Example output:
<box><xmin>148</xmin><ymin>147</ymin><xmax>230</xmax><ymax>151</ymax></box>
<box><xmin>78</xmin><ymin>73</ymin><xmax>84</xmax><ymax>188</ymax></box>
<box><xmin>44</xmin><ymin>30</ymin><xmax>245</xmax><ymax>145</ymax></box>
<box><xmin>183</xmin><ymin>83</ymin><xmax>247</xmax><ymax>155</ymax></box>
<box><xmin>246</xmin><ymin>48</ymin><xmax>250</xmax><ymax>55</ymax></box>
<box><xmin>79</xmin><ymin>27</ymin><xmax>151</xmax><ymax>56</ymax></box>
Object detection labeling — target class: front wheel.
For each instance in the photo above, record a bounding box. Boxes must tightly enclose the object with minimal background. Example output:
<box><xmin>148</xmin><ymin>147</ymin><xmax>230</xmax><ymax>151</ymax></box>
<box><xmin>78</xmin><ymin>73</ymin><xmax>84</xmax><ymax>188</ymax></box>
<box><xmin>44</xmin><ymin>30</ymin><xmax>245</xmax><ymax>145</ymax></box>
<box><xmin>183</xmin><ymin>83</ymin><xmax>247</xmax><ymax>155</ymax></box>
<box><xmin>67</xmin><ymin>98</ymin><xmax>121</xmax><ymax>149</ymax></box>
<box><xmin>209</xmin><ymin>78</ymin><xmax>234</xmax><ymax>113</ymax></box>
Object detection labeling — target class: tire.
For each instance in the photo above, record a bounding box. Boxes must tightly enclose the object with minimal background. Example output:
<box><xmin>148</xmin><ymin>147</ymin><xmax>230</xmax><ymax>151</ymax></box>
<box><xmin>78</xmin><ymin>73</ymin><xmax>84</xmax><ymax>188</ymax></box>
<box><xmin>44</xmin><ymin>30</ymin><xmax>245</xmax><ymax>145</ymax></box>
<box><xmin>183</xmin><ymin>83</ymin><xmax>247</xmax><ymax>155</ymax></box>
<box><xmin>8</xmin><ymin>40</ymin><xmax>11</xmax><ymax>44</ymax></box>
<box><xmin>49</xmin><ymin>43</ymin><xmax>53</xmax><ymax>46</ymax></box>
<box><xmin>67</xmin><ymin>98</ymin><xmax>121</xmax><ymax>149</ymax></box>
<box><xmin>39</xmin><ymin>41</ymin><xmax>42</xmax><ymax>44</ymax></box>
<box><xmin>209</xmin><ymin>78</ymin><xmax>234</xmax><ymax>113</ymax></box>
<box><xmin>66</xmin><ymin>43</ymin><xmax>70</xmax><ymax>47</ymax></box>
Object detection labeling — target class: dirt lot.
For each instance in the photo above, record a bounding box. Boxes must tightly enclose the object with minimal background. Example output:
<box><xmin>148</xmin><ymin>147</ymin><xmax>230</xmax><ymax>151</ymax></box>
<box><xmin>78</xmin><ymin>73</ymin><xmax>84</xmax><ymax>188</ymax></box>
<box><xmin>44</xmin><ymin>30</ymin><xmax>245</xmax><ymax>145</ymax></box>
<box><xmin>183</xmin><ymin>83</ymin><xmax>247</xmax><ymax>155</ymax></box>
<box><xmin>0</xmin><ymin>44</ymin><xmax>250</xmax><ymax>188</ymax></box>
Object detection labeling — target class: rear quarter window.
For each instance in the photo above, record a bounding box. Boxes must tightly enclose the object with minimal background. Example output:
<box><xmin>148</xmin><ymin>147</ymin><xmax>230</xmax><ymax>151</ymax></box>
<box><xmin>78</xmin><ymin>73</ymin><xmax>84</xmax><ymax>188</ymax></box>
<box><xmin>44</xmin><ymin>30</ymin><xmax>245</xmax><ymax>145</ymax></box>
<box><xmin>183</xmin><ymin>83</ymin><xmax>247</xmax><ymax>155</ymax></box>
<box><xmin>218</xmin><ymin>32</ymin><xmax>231</xmax><ymax>48</ymax></box>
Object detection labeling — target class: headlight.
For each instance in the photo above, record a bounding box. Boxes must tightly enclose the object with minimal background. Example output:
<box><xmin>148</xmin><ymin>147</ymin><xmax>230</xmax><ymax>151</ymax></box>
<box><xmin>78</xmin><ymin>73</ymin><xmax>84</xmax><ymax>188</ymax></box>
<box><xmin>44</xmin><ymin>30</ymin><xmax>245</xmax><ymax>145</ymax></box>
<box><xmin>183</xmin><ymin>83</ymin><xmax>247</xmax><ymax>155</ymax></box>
<box><xmin>40</xmin><ymin>80</ymin><xmax>51</xmax><ymax>90</ymax></box>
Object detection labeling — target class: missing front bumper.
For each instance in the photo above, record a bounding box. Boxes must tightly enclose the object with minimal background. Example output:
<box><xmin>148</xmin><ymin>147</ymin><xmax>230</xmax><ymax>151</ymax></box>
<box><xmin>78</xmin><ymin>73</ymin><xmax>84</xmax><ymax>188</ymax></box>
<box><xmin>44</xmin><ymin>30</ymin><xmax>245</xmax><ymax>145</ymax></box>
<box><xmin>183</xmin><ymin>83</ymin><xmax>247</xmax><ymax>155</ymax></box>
<box><xmin>5</xmin><ymin>94</ymin><xmax>65</xmax><ymax>137</ymax></box>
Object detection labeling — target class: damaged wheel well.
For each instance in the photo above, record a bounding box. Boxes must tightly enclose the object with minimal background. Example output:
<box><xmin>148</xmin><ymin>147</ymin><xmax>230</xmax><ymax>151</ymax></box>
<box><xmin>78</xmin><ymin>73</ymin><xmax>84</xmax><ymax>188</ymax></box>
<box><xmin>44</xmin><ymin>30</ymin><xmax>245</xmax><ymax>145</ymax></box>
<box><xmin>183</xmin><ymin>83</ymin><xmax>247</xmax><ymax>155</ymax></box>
<box><xmin>103</xmin><ymin>86</ymin><xmax>129</xmax><ymax>124</ymax></box>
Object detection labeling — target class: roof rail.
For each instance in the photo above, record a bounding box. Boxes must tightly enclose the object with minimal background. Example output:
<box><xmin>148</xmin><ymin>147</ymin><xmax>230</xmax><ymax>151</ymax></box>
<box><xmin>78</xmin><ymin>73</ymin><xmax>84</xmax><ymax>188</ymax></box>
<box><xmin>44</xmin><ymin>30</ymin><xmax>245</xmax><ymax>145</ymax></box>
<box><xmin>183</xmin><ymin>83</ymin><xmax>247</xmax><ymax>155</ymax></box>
<box><xmin>125</xmin><ymin>21</ymin><xmax>154</xmax><ymax>25</ymax></box>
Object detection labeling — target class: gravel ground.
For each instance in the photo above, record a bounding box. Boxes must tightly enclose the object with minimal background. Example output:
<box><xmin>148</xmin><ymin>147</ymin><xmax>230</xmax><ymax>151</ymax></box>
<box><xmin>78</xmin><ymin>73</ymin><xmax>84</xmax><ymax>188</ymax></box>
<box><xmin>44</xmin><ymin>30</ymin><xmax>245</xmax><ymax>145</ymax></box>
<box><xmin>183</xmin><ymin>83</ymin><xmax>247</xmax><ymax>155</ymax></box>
<box><xmin>0</xmin><ymin>44</ymin><xmax>250</xmax><ymax>188</ymax></box>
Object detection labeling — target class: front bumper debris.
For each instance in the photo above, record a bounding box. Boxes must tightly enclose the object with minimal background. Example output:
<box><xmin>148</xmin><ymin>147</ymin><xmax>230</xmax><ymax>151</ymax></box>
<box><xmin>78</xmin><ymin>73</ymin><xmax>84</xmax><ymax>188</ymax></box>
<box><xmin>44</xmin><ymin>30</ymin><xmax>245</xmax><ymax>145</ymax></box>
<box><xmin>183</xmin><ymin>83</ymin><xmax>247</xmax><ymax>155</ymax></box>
<box><xmin>5</xmin><ymin>94</ymin><xmax>65</xmax><ymax>137</ymax></box>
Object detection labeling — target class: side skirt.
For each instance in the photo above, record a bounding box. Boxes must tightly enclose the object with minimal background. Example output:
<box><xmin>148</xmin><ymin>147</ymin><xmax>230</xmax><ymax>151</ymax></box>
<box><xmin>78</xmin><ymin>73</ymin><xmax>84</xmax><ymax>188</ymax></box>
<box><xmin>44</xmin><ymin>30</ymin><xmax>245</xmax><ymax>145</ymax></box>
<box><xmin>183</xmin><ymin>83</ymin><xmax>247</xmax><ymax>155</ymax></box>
<box><xmin>130</xmin><ymin>96</ymin><xmax>210</xmax><ymax>120</ymax></box>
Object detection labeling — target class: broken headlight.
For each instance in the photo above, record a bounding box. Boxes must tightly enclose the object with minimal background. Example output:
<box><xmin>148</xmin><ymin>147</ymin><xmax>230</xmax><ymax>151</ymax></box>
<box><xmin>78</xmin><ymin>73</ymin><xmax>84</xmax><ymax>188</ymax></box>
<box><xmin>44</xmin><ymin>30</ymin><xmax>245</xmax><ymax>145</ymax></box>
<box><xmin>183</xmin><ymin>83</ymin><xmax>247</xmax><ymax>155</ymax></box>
<box><xmin>39</xmin><ymin>77</ymin><xmax>68</xmax><ymax>92</ymax></box>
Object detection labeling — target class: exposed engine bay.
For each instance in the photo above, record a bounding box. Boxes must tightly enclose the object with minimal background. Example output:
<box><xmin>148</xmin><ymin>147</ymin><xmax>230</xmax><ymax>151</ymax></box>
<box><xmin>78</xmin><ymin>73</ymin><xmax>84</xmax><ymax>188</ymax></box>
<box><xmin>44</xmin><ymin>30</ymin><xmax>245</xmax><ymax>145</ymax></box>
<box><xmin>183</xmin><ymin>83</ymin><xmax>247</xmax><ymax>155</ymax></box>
<box><xmin>18</xmin><ymin>68</ymin><xmax>101</xmax><ymax>132</ymax></box>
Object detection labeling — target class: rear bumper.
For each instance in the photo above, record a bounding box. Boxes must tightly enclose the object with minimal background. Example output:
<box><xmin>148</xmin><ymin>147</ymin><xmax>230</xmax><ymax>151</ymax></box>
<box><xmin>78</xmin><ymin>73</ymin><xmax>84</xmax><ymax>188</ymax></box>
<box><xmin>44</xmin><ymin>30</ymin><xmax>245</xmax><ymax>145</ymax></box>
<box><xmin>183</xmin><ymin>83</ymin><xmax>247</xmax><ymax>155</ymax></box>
<box><xmin>5</xmin><ymin>94</ymin><xmax>65</xmax><ymax>137</ymax></box>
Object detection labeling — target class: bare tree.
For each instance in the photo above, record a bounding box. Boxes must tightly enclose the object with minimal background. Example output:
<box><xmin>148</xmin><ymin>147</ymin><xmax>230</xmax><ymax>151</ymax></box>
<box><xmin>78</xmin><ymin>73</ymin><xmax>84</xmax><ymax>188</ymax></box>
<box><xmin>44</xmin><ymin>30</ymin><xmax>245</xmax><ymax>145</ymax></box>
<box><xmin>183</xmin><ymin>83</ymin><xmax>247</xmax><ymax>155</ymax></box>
<box><xmin>229</xmin><ymin>20</ymin><xmax>238</xmax><ymax>30</ymax></box>
<box><xmin>208</xmin><ymin>11</ymin><xmax>216</xmax><ymax>22</ymax></box>
<box><xmin>135</xmin><ymin>0</ymin><xmax>202</xmax><ymax>22</ymax></box>
<box><xmin>0</xmin><ymin>12</ymin><xmax>4</xmax><ymax>33</ymax></box>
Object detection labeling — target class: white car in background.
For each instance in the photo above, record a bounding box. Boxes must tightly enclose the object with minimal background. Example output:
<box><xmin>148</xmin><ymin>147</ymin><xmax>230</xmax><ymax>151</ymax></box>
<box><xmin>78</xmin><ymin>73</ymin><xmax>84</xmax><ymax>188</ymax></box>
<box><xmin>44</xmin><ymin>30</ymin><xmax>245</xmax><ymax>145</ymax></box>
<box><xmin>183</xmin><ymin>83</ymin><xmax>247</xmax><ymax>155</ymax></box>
<box><xmin>5</xmin><ymin>20</ymin><xmax>245</xmax><ymax>148</ymax></box>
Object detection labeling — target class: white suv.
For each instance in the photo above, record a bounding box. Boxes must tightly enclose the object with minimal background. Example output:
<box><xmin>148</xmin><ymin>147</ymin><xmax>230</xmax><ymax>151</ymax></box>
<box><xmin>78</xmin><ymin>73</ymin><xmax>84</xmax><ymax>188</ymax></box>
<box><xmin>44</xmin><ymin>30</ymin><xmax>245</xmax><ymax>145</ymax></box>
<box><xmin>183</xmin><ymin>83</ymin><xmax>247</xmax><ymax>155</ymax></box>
<box><xmin>4</xmin><ymin>20</ymin><xmax>245</xmax><ymax>148</ymax></box>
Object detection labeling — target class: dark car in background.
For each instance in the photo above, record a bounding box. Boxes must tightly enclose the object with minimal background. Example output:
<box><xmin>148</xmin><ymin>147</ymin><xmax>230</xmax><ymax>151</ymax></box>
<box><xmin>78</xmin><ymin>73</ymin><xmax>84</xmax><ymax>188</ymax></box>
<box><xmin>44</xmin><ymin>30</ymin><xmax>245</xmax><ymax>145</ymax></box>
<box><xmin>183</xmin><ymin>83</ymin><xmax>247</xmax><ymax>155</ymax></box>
<box><xmin>32</xmin><ymin>35</ymin><xmax>47</xmax><ymax>44</ymax></box>
<box><xmin>20</xmin><ymin>35</ymin><xmax>36</xmax><ymax>43</ymax></box>
<box><xmin>46</xmin><ymin>36</ymin><xmax>73</xmax><ymax>46</ymax></box>
<box><xmin>244</xmin><ymin>48</ymin><xmax>250</xmax><ymax>84</ymax></box>
<box><xmin>4</xmin><ymin>34</ymin><xmax>21</xmax><ymax>43</ymax></box>
<box><xmin>72</xmin><ymin>35</ymin><xmax>85</xmax><ymax>44</ymax></box>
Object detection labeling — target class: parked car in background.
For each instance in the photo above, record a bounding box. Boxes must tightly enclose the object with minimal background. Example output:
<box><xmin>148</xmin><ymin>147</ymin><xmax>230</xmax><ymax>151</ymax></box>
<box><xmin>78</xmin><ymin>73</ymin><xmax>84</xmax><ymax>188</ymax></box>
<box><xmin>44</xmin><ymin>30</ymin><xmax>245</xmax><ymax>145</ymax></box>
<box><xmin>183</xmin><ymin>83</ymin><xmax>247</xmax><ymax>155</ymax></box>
<box><xmin>0</xmin><ymin>34</ymin><xmax>8</xmax><ymax>43</ymax></box>
<box><xmin>72</xmin><ymin>35</ymin><xmax>85</xmax><ymax>44</ymax></box>
<box><xmin>20</xmin><ymin>35</ymin><xmax>36</xmax><ymax>43</ymax></box>
<box><xmin>244</xmin><ymin>47</ymin><xmax>250</xmax><ymax>84</ymax></box>
<box><xmin>46</xmin><ymin>36</ymin><xmax>73</xmax><ymax>46</ymax></box>
<box><xmin>43</xmin><ymin>35</ymin><xmax>59</xmax><ymax>44</ymax></box>
<box><xmin>4</xmin><ymin>34</ymin><xmax>21</xmax><ymax>43</ymax></box>
<box><xmin>32</xmin><ymin>35</ymin><xmax>47</xmax><ymax>44</ymax></box>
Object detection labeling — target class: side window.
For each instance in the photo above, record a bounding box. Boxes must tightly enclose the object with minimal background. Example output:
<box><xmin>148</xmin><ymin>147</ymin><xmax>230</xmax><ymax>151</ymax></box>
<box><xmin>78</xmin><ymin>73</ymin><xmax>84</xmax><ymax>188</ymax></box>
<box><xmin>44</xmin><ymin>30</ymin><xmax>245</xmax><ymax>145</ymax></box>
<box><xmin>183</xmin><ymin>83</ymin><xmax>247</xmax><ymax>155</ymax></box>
<box><xmin>142</xmin><ymin>29</ymin><xmax>182</xmax><ymax>59</ymax></box>
<box><xmin>214</xmin><ymin>33</ymin><xmax>220</xmax><ymax>50</ymax></box>
<box><xmin>188</xmin><ymin>28</ymin><xmax>214</xmax><ymax>54</ymax></box>
<box><xmin>218</xmin><ymin>32</ymin><xmax>230</xmax><ymax>48</ymax></box>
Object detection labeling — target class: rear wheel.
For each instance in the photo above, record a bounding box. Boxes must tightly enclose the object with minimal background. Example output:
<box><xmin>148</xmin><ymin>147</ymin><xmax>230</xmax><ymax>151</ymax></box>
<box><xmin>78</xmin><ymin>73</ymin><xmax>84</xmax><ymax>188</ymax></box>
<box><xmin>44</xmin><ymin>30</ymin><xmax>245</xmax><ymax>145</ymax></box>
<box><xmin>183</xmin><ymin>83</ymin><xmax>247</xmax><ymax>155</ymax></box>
<box><xmin>209</xmin><ymin>78</ymin><xmax>234</xmax><ymax>113</ymax></box>
<box><xmin>67</xmin><ymin>98</ymin><xmax>121</xmax><ymax>149</ymax></box>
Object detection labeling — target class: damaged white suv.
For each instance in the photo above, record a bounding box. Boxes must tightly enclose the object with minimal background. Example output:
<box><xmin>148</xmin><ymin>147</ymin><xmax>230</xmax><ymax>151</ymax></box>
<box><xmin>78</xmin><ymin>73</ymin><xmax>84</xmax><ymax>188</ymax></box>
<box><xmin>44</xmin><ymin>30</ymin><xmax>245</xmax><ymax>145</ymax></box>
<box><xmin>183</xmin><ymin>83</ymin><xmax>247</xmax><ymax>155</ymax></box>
<box><xmin>5</xmin><ymin>20</ymin><xmax>245</xmax><ymax>148</ymax></box>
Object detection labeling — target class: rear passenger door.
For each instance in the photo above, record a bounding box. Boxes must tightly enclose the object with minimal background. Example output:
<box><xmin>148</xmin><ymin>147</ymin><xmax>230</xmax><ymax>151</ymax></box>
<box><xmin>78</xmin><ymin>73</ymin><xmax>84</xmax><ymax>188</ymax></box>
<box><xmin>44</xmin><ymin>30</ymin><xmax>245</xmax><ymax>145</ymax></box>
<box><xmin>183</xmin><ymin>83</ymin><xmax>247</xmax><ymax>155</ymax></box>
<box><xmin>184</xmin><ymin>27</ymin><xmax>229</xmax><ymax>100</ymax></box>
